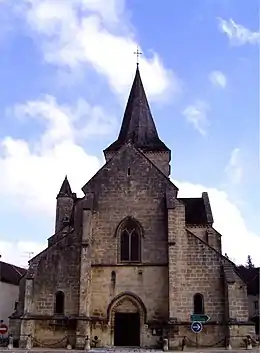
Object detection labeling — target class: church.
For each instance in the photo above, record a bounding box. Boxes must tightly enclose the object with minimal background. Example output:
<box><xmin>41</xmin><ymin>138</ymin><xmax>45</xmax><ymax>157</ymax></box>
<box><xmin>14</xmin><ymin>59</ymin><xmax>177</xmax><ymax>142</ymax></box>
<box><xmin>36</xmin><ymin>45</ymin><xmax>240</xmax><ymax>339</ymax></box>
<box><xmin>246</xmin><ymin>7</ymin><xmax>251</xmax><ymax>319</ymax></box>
<box><xmin>10</xmin><ymin>66</ymin><xmax>254</xmax><ymax>349</ymax></box>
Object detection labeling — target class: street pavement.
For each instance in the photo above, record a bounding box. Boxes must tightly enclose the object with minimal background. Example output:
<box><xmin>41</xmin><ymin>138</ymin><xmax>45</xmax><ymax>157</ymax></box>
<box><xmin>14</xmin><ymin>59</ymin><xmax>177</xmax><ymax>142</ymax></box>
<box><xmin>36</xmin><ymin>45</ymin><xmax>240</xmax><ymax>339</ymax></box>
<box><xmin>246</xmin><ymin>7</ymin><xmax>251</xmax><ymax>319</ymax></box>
<box><xmin>0</xmin><ymin>349</ymin><xmax>259</xmax><ymax>352</ymax></box>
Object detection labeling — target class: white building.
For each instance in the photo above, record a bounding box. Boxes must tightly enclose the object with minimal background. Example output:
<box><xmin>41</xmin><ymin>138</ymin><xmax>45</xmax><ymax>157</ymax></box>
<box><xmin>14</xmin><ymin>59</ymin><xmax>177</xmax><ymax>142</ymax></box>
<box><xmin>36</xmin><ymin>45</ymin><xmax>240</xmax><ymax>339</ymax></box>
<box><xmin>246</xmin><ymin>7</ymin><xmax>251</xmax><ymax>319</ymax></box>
<box><xmin>0</xmin><ymin>261</ymin><xmax>27</xmax><ymax>332</ymax></box>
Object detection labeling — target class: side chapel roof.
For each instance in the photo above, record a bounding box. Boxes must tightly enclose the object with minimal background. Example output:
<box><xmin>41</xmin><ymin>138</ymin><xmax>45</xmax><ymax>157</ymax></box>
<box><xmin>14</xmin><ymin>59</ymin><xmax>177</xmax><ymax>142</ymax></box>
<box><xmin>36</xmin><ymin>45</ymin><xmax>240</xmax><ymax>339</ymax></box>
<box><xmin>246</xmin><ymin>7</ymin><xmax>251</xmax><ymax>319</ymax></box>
<box><xmin>179</xmin><ymin>198</ymin><xmax>208</xmax><ymax>225</ymax></box>
<box><xmin>0</xmin><ymin>261</ymin><xmax>27</xmax><ymax>286</ymax></box>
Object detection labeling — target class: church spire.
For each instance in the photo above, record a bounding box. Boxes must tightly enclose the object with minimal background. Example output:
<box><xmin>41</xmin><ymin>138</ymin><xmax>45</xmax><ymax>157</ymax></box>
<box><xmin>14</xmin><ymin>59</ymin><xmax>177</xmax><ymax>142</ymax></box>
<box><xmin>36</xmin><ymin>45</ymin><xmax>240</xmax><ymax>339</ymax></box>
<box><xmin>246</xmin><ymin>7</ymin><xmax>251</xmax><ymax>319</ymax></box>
<box><xmin>104</xmin><ymin>65</ymin><xmax>169</xmax><ymax>153</ymax></box>
<box><xmin>57</xmin><ymin>175</ymin><xmax>73</xmax><ymax>198</ymax></box>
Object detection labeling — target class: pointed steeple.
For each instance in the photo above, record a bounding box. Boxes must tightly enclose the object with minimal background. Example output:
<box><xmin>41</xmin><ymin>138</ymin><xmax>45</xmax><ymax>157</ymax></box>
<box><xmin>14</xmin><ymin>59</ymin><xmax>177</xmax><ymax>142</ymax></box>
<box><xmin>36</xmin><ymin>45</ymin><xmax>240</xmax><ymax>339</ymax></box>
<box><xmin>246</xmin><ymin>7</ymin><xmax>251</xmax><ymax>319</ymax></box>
<box><xmin>104</xmin><ymin>66</ymin><xmax>169</xmax><ymax>153</ymax></box>
<box><xmin>57</xmin><ymin>175</ymin><xmax>72</xmax><ymax>198</ymax></box>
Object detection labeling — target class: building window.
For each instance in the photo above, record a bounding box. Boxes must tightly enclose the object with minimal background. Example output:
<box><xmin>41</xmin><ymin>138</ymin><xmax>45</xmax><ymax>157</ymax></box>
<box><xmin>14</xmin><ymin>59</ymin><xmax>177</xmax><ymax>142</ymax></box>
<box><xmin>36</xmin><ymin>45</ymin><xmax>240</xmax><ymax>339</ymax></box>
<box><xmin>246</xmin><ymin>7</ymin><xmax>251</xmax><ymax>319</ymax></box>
<box><xmin>14</xmin><ymin>301</ymin><xmax>18</xmax><ymax>311</ymax></box>
<box><xmin>119</xmin><ymin>217</ymin><xmax>141</xmax><ymax>262</ymax></box>
<box><xmin>193</xmin><ymin>293</ymin><xmax>204</xmax><ymax>314</ymax></box>
<box><xmin>55</xmin><ymin>291</ymin><xmax>65</xmax><ymax>314</ymax></box>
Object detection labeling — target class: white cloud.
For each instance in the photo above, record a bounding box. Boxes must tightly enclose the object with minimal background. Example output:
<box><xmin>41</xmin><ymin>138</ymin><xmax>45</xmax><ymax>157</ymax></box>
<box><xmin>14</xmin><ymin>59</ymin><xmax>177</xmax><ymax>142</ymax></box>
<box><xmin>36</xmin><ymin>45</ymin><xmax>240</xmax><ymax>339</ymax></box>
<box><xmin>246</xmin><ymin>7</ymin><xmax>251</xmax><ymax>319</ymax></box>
<box><xmin>1</xmin><ymin>177</ymin><xmax>259</xmax><ymax>267</ymax></box>
<box><xmin>209</xmin><ymin>70</ymin><xmax>227</xmax><ymax>88</ymax></box>
<box><xmin>0</xmin><ymin>96</ymin><xmax>111</xmax><ymax>215</ymax></box>
<box><xmin>10</xmin><ymin>95</ymin><xmax>117</xmax><ymax>146</ymax></box>
<box><xmin>218</xmin><ymin>18</ymin><xmax>260</xmax><ymax>45</ymax></box>
<box><xmin>182</xmin><ymin>100</ymin><xmax>210</xmax><ymax>135</ymax></box>
<box><xmin>175</xmin><ymin>180</ymin><xmax>260</xmax><ymax>266</ymax></box>
<box><xmin>10</xmin><ymin>0</ymin><xmax>180</xmax><ymax>101</ymax></box>
<box><xmin>0</xmin><ymin>96</ymin><xmax>259</xmax><ymax>267</ymax></box>
<box><xmin>0</xmin><ymin>240</ymin><xmax>46</xmax><ymax>268</ymax></box>
<box><xmin>224</xmin><ymin>147</ymin><xmax>243</xmax><ymax>185</ymax></box>
<box><xmin>0</xmin><ymin>2</ymin><xmax>258</xmax><ymax>271</ymax></box>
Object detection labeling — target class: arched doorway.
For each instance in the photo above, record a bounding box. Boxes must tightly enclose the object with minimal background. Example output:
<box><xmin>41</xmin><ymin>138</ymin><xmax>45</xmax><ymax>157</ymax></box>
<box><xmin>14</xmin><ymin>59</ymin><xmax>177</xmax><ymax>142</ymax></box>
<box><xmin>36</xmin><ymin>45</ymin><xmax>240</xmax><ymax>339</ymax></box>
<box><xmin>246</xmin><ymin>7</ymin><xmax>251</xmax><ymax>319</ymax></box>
<box><xmin>108</xmin><ymin>292</ymin><xmax>146</xmax><ymax>347</ymax></box>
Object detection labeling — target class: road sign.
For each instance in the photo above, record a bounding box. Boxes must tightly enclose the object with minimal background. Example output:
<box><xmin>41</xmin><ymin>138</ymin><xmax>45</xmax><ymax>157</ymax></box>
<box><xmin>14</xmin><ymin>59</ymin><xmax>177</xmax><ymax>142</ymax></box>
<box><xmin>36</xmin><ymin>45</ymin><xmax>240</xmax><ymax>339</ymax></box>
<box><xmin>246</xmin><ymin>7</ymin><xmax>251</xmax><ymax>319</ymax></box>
<box><xmin>190</xmin><ymin>314</ymin><xmax>210</xmax><ymax>322</ymax></box>
<box><xmin>191</xmin><ymin>321</ymin><xmax>202</xmax><ymax>333</ymax></box>
<box><xmin>0</xmin><ymin>324</ymin><xmax>8</xmax><ymax>335</ymax></box>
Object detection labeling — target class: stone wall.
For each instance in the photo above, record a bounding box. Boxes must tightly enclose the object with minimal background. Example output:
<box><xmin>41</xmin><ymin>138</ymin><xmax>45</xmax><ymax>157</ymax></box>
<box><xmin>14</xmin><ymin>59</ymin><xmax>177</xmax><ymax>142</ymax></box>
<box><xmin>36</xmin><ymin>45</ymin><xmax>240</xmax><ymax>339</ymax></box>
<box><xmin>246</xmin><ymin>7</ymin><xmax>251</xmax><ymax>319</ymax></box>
<box><xmin>83</xmin><ymin>144</ymin><xmax>175</xmax><ymax>267</ymax></box>
<box><xmin>104</xmin><ymin>148</ymin><xmax>171</xmax><ymax>178</ymax></box>
<box><xmin>33</xmin><ymin>321</ymin><xmax>75</xmax><ymax>348</ymax></box>
<box><xmin>188</xmin><ymin>226</ymin><xmax>222</xmax><ymax>253</ymax></box>
<box><xmin>187</xmin><ymin>226</ymin><xmax>208</xmax><ymax>243</ymax></box>
<box><xmin>18</xmin><ymin>230</ymin><xmax>81</xmax><ymax>346</ymax></box>
<box><xmin>167</xmin><ymin>204</ymin><xmax>227</xmax><ymax>346</ymax></box>
<box><xmin>143</xmin><ymin>150</ymin><xmax>171</xmax><ymax>176</ymax></box>
<box><xmin>33</xmin><ymin>231</ymin><xmax>81</xmax><ymax>316</ymax></box>
<box><xmin>82</xmin><ymin>144</ymin><xmax>174</xmax><ymax>347</ymax></box>
<box><xmin>184</xmin><ymin>232</ymin><xmax>226</xmax><ymax>322</ymax></box>
<box><xmin>226</xmin><ymin>276</ymin><xmax>249</xmax><ymax>321</ymax></box>
<box><xmin>91</xmin><ymin>266</ymin><xmax>168</xmax><ymax>321</ymax></box>
<box><xmin>55</xmin><ymin>195</ymin><xmax>74</xmax><ymax>234</ymax></box>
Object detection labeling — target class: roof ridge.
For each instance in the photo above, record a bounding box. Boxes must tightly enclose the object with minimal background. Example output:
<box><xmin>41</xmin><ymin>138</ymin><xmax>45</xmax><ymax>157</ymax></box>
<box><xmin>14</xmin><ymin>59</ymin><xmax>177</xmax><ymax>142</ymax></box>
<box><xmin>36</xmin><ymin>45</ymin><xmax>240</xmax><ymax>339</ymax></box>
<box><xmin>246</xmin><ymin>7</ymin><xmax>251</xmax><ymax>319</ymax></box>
<box><xmin>11</xmin><ymin>264</ymin><xmax>24</xmax><ymax>276</ymax></box>
<box><xmin>0</xmin><ymin>260</ymin><xmax>26</xmax><ymax>270</ymax></box>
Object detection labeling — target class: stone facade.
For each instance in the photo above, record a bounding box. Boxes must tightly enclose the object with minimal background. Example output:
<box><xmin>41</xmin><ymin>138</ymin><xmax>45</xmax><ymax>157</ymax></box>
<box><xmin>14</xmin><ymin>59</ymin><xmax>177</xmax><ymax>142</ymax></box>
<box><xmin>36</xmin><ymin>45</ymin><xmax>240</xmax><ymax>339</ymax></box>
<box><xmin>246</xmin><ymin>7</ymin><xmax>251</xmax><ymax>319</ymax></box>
<box><xmin>10</xmin><ymin>67</ymin><xmax>255</xmax><ymax>349</ymax></box>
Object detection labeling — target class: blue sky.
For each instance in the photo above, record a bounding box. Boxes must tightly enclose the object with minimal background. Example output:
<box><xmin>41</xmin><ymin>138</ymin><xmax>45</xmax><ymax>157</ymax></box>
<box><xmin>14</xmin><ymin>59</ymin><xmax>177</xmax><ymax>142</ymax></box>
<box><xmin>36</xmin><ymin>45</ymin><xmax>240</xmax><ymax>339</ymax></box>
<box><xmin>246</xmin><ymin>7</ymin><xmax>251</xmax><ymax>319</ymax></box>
<box><xmin>0</xmin><ymin>0</ymin><xmax>259</xmax><ymax>267</ymax></box>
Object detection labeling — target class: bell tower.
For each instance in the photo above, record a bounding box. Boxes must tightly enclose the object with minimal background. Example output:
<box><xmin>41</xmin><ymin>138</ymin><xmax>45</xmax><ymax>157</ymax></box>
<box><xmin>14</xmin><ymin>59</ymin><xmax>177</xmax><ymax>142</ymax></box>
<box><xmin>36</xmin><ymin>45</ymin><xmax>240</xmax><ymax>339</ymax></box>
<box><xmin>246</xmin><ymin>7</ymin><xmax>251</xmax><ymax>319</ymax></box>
<box><xmin>103</xmin><ymin>65</ymin><xmax>171</xmax><ymax>176</ymax></box>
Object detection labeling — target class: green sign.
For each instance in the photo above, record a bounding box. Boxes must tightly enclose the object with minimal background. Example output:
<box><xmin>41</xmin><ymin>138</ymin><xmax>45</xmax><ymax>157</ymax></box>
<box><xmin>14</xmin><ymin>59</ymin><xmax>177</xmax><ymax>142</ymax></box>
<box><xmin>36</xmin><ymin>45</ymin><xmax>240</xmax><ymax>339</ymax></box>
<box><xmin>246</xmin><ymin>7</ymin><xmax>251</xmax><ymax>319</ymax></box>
<box><xmin>190</xmin><ymin>314</ymin><xmax>210</xmax><ymax>322</ymax></box>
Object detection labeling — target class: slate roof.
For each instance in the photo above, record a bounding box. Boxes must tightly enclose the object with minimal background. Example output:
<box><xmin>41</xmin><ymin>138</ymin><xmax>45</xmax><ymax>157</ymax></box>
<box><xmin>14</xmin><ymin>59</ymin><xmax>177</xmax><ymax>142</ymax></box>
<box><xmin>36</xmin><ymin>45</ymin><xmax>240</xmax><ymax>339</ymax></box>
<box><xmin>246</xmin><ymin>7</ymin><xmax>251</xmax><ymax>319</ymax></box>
<box><xmin>0</xmin><ymin>261</ymin><xmax>27</xmax><ymax>286</ymax></box>
<box><xmin>57</xmin><ymin>175</ymin><xmax>72</xmax><ymax>198</ymax></box>
<box><xmin>179</xmin><ymin>197</ymin><xmax>208</xmax><ymax>225</ymax></box>
<box><xmin>104</xmin><ymin>66</ymin><xmax>169</xmax><ymax>153</ymax></box>
<box><xmin>236</xmin><ymin>266</ymin><xmax>259</xmax><ymax>295</ymax></box>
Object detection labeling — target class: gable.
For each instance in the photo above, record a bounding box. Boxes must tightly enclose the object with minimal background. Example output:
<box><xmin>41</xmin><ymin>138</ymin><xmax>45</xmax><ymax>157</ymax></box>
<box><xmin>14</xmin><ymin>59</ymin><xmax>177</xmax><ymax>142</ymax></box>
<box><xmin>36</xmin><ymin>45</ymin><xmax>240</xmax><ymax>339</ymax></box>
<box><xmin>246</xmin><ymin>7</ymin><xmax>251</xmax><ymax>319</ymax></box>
<box><xmin>82</xmin><ymin>143</ymin><xmax>177</xmax><ymax>196</ymax></box>
<box><xmin>187</xmin><ymin>230</ymin><xmax>247</xmax><ymax>286</ymax></box>
<box><xmin>186</xmin><ymin>230</ymin><xmax>222</xmax><ymax>268</ymax></box>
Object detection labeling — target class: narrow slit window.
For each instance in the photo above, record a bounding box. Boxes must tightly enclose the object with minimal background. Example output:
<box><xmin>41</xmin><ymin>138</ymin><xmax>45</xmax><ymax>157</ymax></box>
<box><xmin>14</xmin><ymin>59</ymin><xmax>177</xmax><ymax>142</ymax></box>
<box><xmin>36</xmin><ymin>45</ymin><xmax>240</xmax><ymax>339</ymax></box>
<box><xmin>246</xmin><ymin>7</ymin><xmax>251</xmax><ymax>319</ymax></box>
<box><xmin>193</xmin><ymin>293</ymin><xmax>204</xmax><ymax>314</ymax></box>
<box><xmin>111</xmin><ymin>271</ymin><xmax>116</xmax><ymax>283</ymax></box>
<box><xmin>55</xmin><ymin>291</ymin><xmax>65</xmax><ymax>314</ymax></box>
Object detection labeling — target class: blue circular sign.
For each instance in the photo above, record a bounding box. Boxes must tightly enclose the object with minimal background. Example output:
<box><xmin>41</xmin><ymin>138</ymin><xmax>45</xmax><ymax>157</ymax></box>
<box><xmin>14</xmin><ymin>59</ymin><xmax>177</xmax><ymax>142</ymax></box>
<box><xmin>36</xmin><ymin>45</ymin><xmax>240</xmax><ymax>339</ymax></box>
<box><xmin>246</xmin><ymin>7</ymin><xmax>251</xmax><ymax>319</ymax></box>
<box><xmin>191</xmin><ymin>321</ymin><xmax>202</xmax><ymax>333</ymax></box>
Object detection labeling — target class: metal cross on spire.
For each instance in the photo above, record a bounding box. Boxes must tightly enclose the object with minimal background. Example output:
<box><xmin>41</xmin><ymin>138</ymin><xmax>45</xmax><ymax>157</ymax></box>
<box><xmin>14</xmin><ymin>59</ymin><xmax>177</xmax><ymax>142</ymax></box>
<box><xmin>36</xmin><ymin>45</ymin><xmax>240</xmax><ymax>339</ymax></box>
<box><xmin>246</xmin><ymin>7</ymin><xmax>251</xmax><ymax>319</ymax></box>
<box><xmin>134</xmin><ymin>47</ymin><xmax>142</xmax><ymax>66</ymax></box>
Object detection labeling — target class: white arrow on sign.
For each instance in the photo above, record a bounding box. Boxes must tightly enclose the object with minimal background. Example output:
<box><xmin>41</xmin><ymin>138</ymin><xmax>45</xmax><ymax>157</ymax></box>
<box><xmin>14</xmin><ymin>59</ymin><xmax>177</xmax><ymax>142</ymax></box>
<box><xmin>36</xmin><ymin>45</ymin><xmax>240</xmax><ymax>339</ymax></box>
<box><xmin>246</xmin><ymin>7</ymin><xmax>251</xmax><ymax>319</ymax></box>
<box><xmin>191</xmin><ymin>321</ymin><xmax>203</xmax><ymax>333</ymax></box>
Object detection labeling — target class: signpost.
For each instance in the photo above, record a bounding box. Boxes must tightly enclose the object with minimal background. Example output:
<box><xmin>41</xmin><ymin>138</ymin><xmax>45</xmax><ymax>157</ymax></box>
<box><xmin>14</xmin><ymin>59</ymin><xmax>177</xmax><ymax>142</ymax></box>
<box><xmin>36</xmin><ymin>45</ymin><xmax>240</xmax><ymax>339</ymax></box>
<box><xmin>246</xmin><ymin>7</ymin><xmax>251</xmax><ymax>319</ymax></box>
<box><xmin>191</xmin><ymin>321</ymin><xmax>202</xmax><ymax>334</ymax></box>
<box><xmin>0</xmin><ymin>323</ymin><xmax>8</xmax><ymax>335</ymax></box>
<box><xmin>190</xmin><ymin>314</ymin><xmax>210</xmax><ymax>323</ymax></box>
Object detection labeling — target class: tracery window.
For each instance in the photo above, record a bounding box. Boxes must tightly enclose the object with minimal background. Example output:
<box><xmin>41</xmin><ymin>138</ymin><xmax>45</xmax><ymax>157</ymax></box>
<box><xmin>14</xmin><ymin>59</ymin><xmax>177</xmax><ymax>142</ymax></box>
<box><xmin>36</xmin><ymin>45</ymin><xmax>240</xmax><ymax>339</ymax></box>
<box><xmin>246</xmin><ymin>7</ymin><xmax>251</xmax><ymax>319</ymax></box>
<box><xmin>55</xmin><ymin>291</ymin><xmax>65</xmax><ymax>314</ymax></box>
<box><xmin>120</xmin><ymin>217</ymin><xmax>141</xmax><ymax>262</ymax></box>
<box><xmin>193</xmin><ymin>293</ymin><xmax>204</xmax><ymax>314</ymax></box>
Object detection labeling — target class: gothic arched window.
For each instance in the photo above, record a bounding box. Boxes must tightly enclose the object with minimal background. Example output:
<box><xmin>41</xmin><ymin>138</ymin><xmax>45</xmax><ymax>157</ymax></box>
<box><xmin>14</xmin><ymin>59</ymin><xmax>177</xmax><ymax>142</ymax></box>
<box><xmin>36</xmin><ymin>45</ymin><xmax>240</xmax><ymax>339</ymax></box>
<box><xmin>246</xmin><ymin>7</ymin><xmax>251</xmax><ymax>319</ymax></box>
<box><xmin>193</xmin><ymin>293</ymin><xmax>204</xmax><ymax>314</ymax></box>
<box><xmin>55</xmin><ymin>291</ymin><xmax>65</xmax><ymax>314</ymax></box>
<box><xmin>119</xmin><ymin>217</ymin><xmax>141</xmax><ymax>262</ymax></box>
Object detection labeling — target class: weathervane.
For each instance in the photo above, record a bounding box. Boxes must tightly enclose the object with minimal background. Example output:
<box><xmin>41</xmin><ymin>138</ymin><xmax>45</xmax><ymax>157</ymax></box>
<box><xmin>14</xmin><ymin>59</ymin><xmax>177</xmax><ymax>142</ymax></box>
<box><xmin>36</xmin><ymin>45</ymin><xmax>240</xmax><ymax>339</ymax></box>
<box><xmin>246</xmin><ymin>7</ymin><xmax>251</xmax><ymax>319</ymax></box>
<box><xmin>134</xmin><ymin>46</ymin><xmax>142</xmax><ymax>66</ymax></box>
